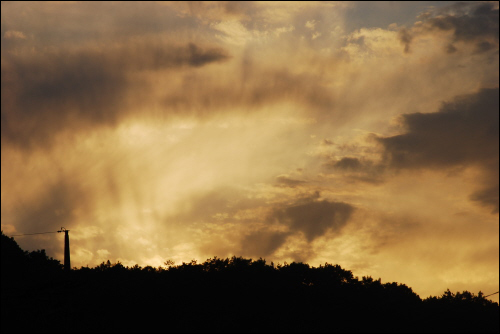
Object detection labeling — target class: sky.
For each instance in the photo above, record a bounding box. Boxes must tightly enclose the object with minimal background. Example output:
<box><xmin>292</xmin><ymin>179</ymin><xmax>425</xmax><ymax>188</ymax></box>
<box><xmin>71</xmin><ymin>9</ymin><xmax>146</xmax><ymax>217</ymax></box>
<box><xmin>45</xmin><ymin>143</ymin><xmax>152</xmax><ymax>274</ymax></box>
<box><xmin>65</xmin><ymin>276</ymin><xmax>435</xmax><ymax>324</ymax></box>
<box><xmin>1</xmin><ymin>1</ymin><xmax>499</xmax><ymax>302</ymax></box>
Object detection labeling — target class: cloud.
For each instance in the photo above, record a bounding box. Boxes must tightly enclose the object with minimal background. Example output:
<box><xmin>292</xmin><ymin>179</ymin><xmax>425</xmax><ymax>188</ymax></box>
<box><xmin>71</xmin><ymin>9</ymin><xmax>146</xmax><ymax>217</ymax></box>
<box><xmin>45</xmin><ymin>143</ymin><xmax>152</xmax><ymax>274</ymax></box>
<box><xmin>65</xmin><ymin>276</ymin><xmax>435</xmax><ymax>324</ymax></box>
<box><xmin>402</xmin><ymin>2</ymin><xmax>499</xmax><ymax>54</ymax></box>
<box><xmin>270</xmin><ymin>196</ymin><xmax>355</xmax><ymax>242</ymax></box>
<box><xmin>1</xmin><ymin>42</ymin><xmax>229</xmax><ymax>149</ymax></box>
<box><xmin>4</xmin><ymin>30</ymin><xmax>26</xmax><ymax>39</ymax></box>
<box><xmin>161</xmin><ymin>66</ymin><xmax>336</xmax><ymax>120</ymax></box>
<box><xmin>237</xmin><ymin>193</ymin><xmax>355</xmax><ymax>258</ymax></box>
<box><xmin>240</xmin><ymin>229</ymin><xmax>290</xmax><ymax>258</ymax></box>
<box><xmin>327</xmin><ymin>157</ymin><xmax>364</xmax><ymax>171</ymax></box>
<box><xmin>1</xmin><ymin>1</ymin><xmax>204</xmax><ymax>48</ymax></box>
<box><xmin>470</xmin><ymin>182</ymin><xmax>499</xmax><ymax>213</ymax></box>
<box><xmin>378</xmin><ymin>88</ymin><xmax>498</xmax><ymax>169</ymax></box>
<box><xmin>377</xmin><ymin>88</ymin><xmax>499</xmax><ymax>212</ymax></box>
<box><xmin>12</xmin><ymin>179</ymin><xmax>89</xmax><ymax>236</ymax></box>
<box><xmin>398</xmin><ymin>28</ymin><xmax>413</xmax><ymax>53</ymax></box>
<box><xmin>323</xmin><ymin>156</ymin><xmax>385</xmax><ymax>185</ymax></box>
<box><xmin>275</xmin><ymin>175</ymin><xmax>307</xmax><ymax>188</ymax></box>
<box><xmin>426</xmin><ymin>2</ymin><xmax>499</xmax><ymax>43</ymax></box>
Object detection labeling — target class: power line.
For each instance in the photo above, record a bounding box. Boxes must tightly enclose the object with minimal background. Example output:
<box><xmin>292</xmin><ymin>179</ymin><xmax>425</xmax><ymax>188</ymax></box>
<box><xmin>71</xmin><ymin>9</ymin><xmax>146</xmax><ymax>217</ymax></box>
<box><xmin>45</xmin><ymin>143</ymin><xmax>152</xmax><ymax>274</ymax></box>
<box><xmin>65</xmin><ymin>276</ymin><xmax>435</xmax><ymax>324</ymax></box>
<box><xmin>9</xmin><ymin>231</ymin><xmax>58</xmax><ymax>237</ymax></box>
<box><xmin>483</xmin><ymin>291</ymin><xmax>499</xmax><ymax>298</ymax></box>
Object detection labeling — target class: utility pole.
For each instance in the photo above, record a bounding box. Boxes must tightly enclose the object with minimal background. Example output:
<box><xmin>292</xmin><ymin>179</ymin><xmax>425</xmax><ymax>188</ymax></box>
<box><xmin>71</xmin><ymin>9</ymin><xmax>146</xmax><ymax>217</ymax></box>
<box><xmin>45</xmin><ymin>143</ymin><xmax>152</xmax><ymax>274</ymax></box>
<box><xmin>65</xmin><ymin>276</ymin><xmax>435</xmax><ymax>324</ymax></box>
<box><xmin>58</xmin><ymin>227</ymin><xmax>71</xmax><ymax>272</ymax></box>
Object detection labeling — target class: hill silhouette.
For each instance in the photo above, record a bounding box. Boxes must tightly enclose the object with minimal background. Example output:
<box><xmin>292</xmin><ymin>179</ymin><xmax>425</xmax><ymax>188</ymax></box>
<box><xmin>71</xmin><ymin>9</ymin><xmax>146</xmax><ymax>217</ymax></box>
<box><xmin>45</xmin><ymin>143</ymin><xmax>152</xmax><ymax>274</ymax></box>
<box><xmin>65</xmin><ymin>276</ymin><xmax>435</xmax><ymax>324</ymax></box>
<box><xmin>1</xmin><ymin>231</ymin><xmax>498</xmax><ymax>333</ymax></box>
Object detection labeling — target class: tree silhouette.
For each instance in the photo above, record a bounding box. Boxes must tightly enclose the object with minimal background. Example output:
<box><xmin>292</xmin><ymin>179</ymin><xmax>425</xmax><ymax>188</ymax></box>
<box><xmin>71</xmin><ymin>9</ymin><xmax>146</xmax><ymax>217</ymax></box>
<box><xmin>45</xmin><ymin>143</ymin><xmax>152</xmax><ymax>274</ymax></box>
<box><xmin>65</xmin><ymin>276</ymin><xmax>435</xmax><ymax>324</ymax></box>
<box><xmin>1</xmin><ymin>233</ymin><xmax>498</xmax><ymax>333</ymax></box>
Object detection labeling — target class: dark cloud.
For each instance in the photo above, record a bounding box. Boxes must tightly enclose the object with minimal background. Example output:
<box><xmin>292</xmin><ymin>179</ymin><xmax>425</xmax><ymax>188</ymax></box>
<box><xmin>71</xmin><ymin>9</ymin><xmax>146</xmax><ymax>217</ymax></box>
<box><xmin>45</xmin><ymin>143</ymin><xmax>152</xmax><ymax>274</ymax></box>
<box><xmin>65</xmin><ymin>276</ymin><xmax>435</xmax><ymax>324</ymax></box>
<box><xmin>183</xmin><ymin>43</ymin><xmax>230</xmax><ymax>67</ymax></box>
<box><xmin>427</xmin><ymin>3</ymin><xmax>499</xmax><ymax>43</ymax></box>
<box><xmin>398</xmin><ymin>28</ymin><xmax>413</xmax><ymax>53</ymax></box>
<box><xmin>327</xmin><ymin>157</ymin><xmax>363</xmax><ymax>171</ymax></box>
<box><xmin>240</xmin><ymin>229</ymin><xmax>290</xmax><ymax>258</ymax></box>
<box><xmin>377</xmin><ymin>88</ymin><xmax>499</xmax><ymax>212</ymax></box>
<box><xmin>324</xmin><ymin>157</ymin><xmax>384</xmax><ymax>184</ymax></box>
<box><xmin>445</xmin><ymin>43</ymin><xmax>457</xmax><ymax>54</ymax></box>
<box><xmin>474</xmin><ymin>41</ymin><xmax>495</xmax><ymax>54</ymax></box>
<box><xmin>275</xmin><ymin>175</ymin><xmax>307</xmax><ymax>188</ymax></box>
<box><xmin>238</xmin><ymin>195</ymin><xmax>355</xmax><ymax>258</ymax></box>
<box><xmin>471</xmin><ymin>183</ymin><xmax>499</xmax><ymax>214</ymax></box>
<box><xmin>378</xmin><ymin>88</ymin><xmax>499</xmax><ymax>169</ymax></box>
<box><xmin>1</xmin><ymin>51</ymin><xmax>126</xmax><ymax>149</ymax></box>
<box><xmin>270</xmin><ymin>198</ymin><xmax>355</xmax><ymax>242</ymax></box>
<box><xmin>413</xmin><ymin>2</ymin><xmax>499</xmax><ymax>54</ymax></box>
<box><xmin>1</xmin><ymin>43</ymin><xmax>229</xmax><ymax>149</ymax></box>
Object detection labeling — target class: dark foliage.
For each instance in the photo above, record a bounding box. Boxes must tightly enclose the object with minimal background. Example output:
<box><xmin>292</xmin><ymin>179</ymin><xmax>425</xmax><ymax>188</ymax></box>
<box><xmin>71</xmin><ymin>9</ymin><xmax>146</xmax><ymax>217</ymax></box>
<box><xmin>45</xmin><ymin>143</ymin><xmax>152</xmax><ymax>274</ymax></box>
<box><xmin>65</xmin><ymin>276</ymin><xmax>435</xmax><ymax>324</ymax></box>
<box><xmin>1</xmin><ymin>231</ymin><xmax>498</xmax><ymax>333</ymax></box>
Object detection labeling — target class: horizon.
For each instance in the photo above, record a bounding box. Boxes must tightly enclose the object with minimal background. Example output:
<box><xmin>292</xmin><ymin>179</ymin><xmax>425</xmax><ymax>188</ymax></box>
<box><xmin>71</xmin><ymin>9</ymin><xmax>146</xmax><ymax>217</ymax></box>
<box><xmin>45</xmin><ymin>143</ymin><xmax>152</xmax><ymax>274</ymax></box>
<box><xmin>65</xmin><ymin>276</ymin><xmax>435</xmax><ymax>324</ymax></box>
<box><xmin>3</xmin><ymin>231</ymin><xmax>500</xmax><ymax>304</ymax></box>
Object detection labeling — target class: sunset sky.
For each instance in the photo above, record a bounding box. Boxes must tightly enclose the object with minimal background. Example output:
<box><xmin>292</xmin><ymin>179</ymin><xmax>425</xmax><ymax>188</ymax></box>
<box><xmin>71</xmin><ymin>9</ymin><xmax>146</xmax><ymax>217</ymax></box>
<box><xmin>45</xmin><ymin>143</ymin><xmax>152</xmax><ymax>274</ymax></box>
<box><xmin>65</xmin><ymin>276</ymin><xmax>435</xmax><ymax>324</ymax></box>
<box><xmin>1</xmin><ymin>1</ymin><xmax>498</xmax><ymax>302</ymax></box>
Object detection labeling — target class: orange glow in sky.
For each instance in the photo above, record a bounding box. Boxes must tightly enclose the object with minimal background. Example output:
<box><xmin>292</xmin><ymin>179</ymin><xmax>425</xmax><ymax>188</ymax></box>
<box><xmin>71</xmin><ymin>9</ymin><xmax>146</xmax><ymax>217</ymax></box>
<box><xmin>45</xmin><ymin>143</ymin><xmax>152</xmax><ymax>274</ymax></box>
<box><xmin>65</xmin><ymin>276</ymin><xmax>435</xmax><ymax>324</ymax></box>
<box><xmin>1</xmin><ymin>1</ymin><xmax>498</xmax><ymax>303</ymax></box>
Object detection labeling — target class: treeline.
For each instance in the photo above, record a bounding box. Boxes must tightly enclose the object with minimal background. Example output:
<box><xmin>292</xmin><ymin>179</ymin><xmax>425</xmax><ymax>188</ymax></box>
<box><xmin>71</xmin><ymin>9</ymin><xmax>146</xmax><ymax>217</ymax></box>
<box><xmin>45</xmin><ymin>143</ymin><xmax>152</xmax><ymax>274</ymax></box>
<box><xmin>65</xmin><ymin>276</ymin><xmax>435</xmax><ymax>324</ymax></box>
<box><xmin>1</xmin><ymin>232</ymin><xmax>498</xmax><ymax>333</ymax></box>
